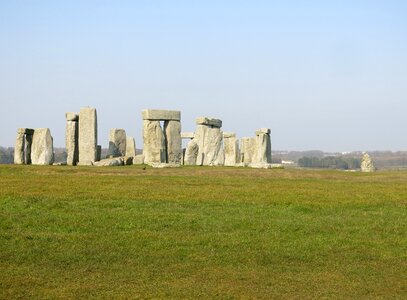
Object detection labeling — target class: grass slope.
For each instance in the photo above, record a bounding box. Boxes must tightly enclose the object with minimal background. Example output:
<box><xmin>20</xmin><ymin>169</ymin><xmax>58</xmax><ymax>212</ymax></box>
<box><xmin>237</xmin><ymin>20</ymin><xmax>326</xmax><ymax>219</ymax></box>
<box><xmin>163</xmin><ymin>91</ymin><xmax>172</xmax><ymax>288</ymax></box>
<box><xmin>0</xmin><ymin>165</ymin><xmax>406</xmax><ymax>299</ymax></box>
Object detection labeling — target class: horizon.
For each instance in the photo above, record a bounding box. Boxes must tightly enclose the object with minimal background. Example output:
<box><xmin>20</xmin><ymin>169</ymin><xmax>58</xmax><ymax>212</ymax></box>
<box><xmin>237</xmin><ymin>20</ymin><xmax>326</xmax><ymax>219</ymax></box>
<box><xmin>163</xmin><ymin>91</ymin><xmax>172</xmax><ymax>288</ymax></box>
<box><xmin>1</xmin><ymin>1</ymin><xmax>406</xmax><ymax>152</ymax></box>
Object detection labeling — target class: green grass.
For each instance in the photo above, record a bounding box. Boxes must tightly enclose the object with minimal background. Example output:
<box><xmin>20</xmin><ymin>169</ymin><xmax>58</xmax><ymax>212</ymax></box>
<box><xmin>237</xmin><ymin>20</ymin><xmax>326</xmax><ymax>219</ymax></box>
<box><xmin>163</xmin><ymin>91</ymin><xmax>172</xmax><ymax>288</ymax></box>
<box><xmin>0</xmin><ymin>165</ymin><xmax>406</xmax><ymax>299</ymax></box>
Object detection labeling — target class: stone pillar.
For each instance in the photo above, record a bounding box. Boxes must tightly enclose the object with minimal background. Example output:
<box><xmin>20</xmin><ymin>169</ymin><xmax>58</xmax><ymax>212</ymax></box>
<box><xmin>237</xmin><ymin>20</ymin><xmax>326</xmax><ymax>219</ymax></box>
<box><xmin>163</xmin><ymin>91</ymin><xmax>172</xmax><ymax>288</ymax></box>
<box><xmin>14</xmin><ymin>129</ymin><xmax>25</xmax><ymax>165</ymax></box>
<box><xmin>164</xmin><ymin>120</ymin><xmax>182</xmax><ymax>164</ymax></box>
<box><xmin>224</xmin><ymin>132</ymin><xmax>239</xmax><ymax>166</ymax></box>
<box><xmin>193</xmin><ymin>117</ymin><xmax>224</xmax><ymax>166</ymax></box>
<box><xmin>143</xmin><ymin>120</ymin><xmax>166</xmax><ymax>163</ymax></box>
<box><xmin>240</xmin><ymin>137</ymin><xmax>256</xmax><ymax>164</ymax></box>
<box><xmin>78</xmin><ymin>107</ymin><xmax>97</xmax><ymax>165</ymax></box>
<box><xmin>96</xmin><ymin>145</ymin><xmax>102</xmax><ymax>162</ymax></box>
<box><xmin>184</xmin><ymin>139</ymin><xmax>199</xmax><ymax>165</ymax></box>
<box><xmin>126</xmin><ymin>137</ymin><xmax>136</xmax><ymax>157</ymax></box>
<box><xmin>107</xmin><ymin>129</ymin><xmax>126</xmax><ymax>158</ymax></box>
<box><xmin>65</xmin><ymin>113</ymin><xmax>79</xmax><ymax>166</ymax></box>
<box><xmin>141</xmin><ymin>109</ymin><xmax>181</xmax><ymax>164</ymax></box>
<box><xmin>31</xmin><ymin>128</ymin><xmax>54</xmax><ymax>165</ymax></box>
<box><xmin>254</xmin><ymin>128</ymin><xmax>271</xmax><ymax>164</ymax></box>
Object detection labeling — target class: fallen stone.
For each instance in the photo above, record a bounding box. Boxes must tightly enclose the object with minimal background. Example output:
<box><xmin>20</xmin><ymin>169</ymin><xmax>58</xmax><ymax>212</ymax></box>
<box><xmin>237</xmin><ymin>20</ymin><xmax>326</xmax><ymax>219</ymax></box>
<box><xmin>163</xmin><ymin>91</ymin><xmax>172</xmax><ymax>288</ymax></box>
<box><xmin>148</xmin><ymin>162</ymin><xmax>181</xmax><ymax>168</ymax></box>
<box><xmin>93</xmin><ymin>157</ymin><xmax>124</xmax><ymax>167</ymax></box>
<box><xmin>31</xmin><ymin>128</ymin><xmax>54</xmax><ymax>165</ymax></box>
<box><xmin>142</xmin><ymin>109</ymin><xmax>180</xmax><ymax>121</ymax></box>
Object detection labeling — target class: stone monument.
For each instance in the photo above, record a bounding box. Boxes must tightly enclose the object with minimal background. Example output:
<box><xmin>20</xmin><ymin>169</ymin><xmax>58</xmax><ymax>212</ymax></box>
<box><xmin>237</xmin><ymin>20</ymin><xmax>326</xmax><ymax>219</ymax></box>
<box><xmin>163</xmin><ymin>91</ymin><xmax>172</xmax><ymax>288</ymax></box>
<box><xmin>65</xmin><ymin>112</ymin><xmax>79</xmax><ymax>165</ymax></box>
<box><xmin>78</xmin><ymin>107</ymin><xmax>98</xmax><ymax>165</ymax></box>
<box><xmin>361</xmin><ymin>153</ymin><xmax>375</xmax><ymax>172</ymax></box>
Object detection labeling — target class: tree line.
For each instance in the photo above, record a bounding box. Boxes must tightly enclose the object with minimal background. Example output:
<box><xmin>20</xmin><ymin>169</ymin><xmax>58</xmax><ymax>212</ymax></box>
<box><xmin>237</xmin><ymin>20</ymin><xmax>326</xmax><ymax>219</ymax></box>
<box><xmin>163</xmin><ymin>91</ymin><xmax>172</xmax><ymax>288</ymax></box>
<box><xmin>298</xmin><ymin>156</ymin><xmax>361</xmax><ymax>170</ymax></box>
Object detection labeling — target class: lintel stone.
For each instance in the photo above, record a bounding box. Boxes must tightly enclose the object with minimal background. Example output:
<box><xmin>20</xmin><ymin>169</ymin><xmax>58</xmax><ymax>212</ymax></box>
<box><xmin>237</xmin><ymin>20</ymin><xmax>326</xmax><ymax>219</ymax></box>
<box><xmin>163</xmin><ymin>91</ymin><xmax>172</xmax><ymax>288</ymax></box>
<box><xmin>181</xmin><ymin>132</ymin><xmax>195</xmax><ymax>139</ymax></box>
<box><xmin>142</xmin><ymin>109</ymin><xmax>180</xmax><ymax>121</ymax></box>
<box><xmin>255</xmin><ymin>128</ymin><xmax>271</xmax><ymax>135</ymax></box>
<box><xmin>223</xmin><ymin>132</ymin><xmax>236</xmax><ymax>138</ymax></box>
<box><xmin>195</xmin><ymin>117</ymin><xmax>222</xmax><ymax>128</ymax></box>
<box><xmin>66</xmin><ymin>112</ymin><xmax>79</xmax><ymax>121</ymax></box>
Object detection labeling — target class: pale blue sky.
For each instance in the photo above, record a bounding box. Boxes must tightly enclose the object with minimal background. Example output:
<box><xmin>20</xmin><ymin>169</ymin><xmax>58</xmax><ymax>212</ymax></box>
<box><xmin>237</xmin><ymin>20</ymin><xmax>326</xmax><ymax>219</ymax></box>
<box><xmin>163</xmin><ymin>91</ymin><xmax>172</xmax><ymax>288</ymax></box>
<box><xmin>1</xmin><ymin>1</ymin><xmax>406</xmax><ymax>151</ymax></box>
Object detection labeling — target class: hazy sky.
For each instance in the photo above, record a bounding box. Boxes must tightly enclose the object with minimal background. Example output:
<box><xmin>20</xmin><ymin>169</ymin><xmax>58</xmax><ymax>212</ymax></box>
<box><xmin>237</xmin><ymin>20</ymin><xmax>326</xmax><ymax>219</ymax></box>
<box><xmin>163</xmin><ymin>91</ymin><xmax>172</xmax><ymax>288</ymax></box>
<box><xmin>1</xmin><ymin>1</ymin><xmax>406</xmax><ymax>151</ymax></box>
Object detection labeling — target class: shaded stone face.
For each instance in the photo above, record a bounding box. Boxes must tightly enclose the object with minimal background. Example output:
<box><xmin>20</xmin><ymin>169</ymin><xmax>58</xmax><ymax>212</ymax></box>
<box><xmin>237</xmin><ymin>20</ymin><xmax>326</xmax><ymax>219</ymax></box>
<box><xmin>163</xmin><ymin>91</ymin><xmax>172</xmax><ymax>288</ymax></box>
<box><xmin>78</xmin><ymin>107</ymin><xmax>98</xmax><ymax>165</ymax></box>
<box><xmin>107</xmin><ymin>129</ymin><xmax>126</xmax><ymax>158</ymax></box>
<box><xmin>126</xmin><ymin>137</ymin><xmax>136</xmax><ymax>157</ymax></box>
<box><xmin>164</xmin><ymin>120</ymin><xmax>182</xmax><ymax>164</ymax></box>
<box><xmin>143</xmin><ymin>120</ymin><xmax>166</xmax><ymax>163</ymax></box>
<box><xmin>31</xmin><ymin>128</ymin><xmax>54</xmax><ymax>165</ymax></box>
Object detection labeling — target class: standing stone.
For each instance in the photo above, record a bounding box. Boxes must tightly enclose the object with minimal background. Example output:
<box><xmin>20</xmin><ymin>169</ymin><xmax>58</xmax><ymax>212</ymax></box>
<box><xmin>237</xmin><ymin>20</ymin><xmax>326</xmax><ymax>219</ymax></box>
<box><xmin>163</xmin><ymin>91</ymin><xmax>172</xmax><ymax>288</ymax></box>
<box><xmin>31</xmin><ymin>128</ymin><xmax>54</xmax><ymax>165</ymax></box>
<box><xmin>14</xmin><ymin>130</ymin><xmax>25</xmax><ymax>164</ymax></box>
<box><xmin>65</xmin><ymin>113</ymin><xmax>79</xmax><ymax>166</ymax></box>
<box><xmin>193</xmin><ymin>117</ymin><xmax>224</xmax><ymax>166</ymax></box>
<box><xmin>240</xmin><ymin>137</ymin><xmax>256</xmax><ymax>164</ymax></box>
<box><xmin>78</xmin><ymin>107</ymin><xmax>97</xmax><ymax>165</ymax></box>
<box><xmin>24</xmin><ymin>132</ymin><xmax>33</xmax><ymax>165</ymax></box>
<box><xmin>253</xmin><ymin>128</ymin><xmax>272</xmax><ymax>164</ymax></box>
<box><xmin>126</xmin><ymin>137</ymin><xmax>136</xmax><ymax>157</ymax></box>
<box><xmin>224</xmin><ymin>132</ymin><xmax>239</xmax><ymax>166</ymax></box>
<box><xmin>143</xmin><ymin>120</ymin><xmax>166</xmax><ymax>163</ymax></box>
<box><xmin>184</xmin><ymin>139</ymin><xmax>199</xmax><ymax>165</ymax></box>
<box><xmin>107</xmin><ymin>129</ymin><xmax>126</xmax><ymax>158</ymax></box>
<box><xmin>164</xmin><ymin>120</ymin><xmax>182</xmax><ymax>164</ymax></box>
<box><xmin>361</xmin><ymin>153</ymin><xmax>375</xmax><ymax>172</ymax></box>
<box><xmin>96</xmin><ymin>145</ymin><xmax>102</xmax><ymax>162</ymax></box>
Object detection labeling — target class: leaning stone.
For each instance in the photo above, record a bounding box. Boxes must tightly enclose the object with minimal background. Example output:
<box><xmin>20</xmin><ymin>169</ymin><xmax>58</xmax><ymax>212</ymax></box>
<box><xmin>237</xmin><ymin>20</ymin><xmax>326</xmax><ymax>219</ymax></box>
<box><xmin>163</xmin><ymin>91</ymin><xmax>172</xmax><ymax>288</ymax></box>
<box><xmin>78</xmin><ymin>107</ymin><xmax>98</xmax><ymax>165</ymax></box>
<box><xmin>14</xmin><ymin>131</ymin><xmax>25</xmax><ymax>164</ymax></box>
<box><xmin>142</xmin><ymin>109</ymin><xmax>180</xmax><ymax>121</ymax></box>
<box><xmin>126</xmin><ymin>137</ymin><xmax>136</xmax><ymax>157</ymax></box>
<box><xmin>93</xmin><ymin>157</ymin><xmax>124</xmax><ymax>167</ymax></box>
<box><xmin>66</xmin><ymin>120</ymin><xmax>79</xmax><ymax>165</ymax></box>
<box><xmin>164</xmin><ymin>120</ymin><xmax>182</xmax><ymax>164</ymax></box>
<box><xmin>195</xmin><ymin>117</ymin><xmax>222</xmax><ymax>128</ymax></box>
<box><xmin>184</xmin><ymin>139</ymin><xmax>199</xmax><ymax>165</ymax></box>
<box><xmin>133</xmin><ymin>154</ymin><xmax>145</xmax><ymax>165</ymax></box>
<box><xmin>31</xmin><ymin>128</ymin><xmax>54</xmax><ymax>165</ymax></box>
<box><xmin>107</xmin><ymin>129</ymin><xmax>126</xmax><ymax>158</ymax></box>
<box><xmin>143</xmin><ymin>120</ymin><xmax>166</xmax><ymax>163</ymax></box>
<box><xmin>65</xmin><ymin>112</ymin><xmax>79</xmax><ymax>121</ymax></box>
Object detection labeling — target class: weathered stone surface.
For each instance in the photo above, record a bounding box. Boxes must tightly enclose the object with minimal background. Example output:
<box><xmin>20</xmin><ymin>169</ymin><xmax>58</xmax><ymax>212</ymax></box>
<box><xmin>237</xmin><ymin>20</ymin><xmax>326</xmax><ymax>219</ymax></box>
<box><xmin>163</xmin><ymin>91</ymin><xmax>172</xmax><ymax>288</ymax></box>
<box><xmin>78</xmin><ymin>107</ymin><xmax>97</xmax><ymax>165</ymax></box>
<box><xmin>14</xmin><ymin>132</ymin><xmax>25</xmax><ymax>164</ymax></box>
<box><xmin>193</xmin><ymin>119</ymin><xmax>224</xmax><ymax>166</ymax></box>
<box><xmin>164</xmin><ymin>120</ymin><xmax>182</xmax><ymax>164</ymax></box>
<box><xmin>65</xmin><ymin>112</ymin><xmax>79</xmax><ymax>122</ymax></box>
<box><xmin>93</xmin><ymin>157</ymin><xmax>124</xmax><ymax>167</ymax></box>
<box><xmin>361</xmin><ymin>153</ymin><xmax>375</xmax><ymax>172</ymax></box>
<box><xmin>196</xmin><ymin>117</ymin><xmax>222</xmax><ymax>128</ymax></box>
<box><xmin>253</xmin><ymin>129</ymin><xmax>272</xmax><ymax>164</ymax></box>
<box><xmin>126</xmin><ymin>137</ymin><xmax>136</xmax><ymax>157</ymax></box>
<box><xmin>143</xmin><ymin>120</ymin><xmax>166</xmax><ymax>163</ymax></box>
<box><xmin>181</xmin><ymin>132</ymin><xmax>195</xmax><ymax>139</ymax></box>
<box><xmin>107</xmin><ymin>129</ymin><xmax>126</xmax><ymax>158</ymax></box>
<box><xmin>224</xmin><ymin>134</ymin><xmax>239</xmax><ymax>166</ymax></box>
<box><xmin>65</xmin><ymin>120</ymin><xmax>79</xmax><ymax>166</ymax></box>
<box><xmin>240</xmin><ymin>137</ymin><xmax>256</xmax><ymax>164</ymax></box>
<box><xmin>31</xmin><ymin>128</ymin><xmax>54</xmax><ymax>165</ymax></box>
<box><xmin>133</xmin><ymin>154</ymin><xmax>145</xmax><ymax>165</ymax></box>
<box><xmin>184</xmin><ymin>139</ymin><xmax>199</xmax><ymax>165</ymax></box>
<box><xmin>142</xmin><ymin>109</ymin><xmax>180</xmax><ymax>121</ymax></box>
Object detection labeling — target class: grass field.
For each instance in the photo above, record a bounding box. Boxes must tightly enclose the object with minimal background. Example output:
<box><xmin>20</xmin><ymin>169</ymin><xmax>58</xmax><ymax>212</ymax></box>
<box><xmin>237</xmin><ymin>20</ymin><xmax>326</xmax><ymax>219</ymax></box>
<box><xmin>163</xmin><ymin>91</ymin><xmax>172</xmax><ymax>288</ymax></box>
<box><xmin>0</xmin><ymin>165</ymin><xmax>406</xmax><ymax>299</ymax></box>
